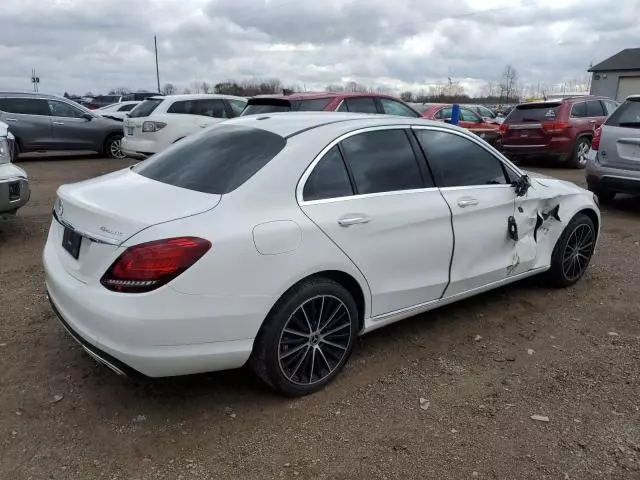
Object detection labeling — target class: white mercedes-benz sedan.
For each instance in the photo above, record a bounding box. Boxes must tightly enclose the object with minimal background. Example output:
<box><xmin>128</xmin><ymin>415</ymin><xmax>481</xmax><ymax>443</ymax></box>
<box><xmin>44</xmin><ymin>113</ymin><xmax>600</xmax><ymax>396</ymax></box>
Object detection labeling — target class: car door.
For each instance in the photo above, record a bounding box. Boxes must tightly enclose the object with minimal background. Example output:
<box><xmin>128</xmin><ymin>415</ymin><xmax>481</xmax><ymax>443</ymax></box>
<box><xmin>413</xmin><ymin>127</ymin><xmax>532</xmax><ymax>297</ymax></box>
<box><xmin>0</xmin><ymin>97</ymin><xmax>53</xmax><ymax>150</ymax></box>
<box><xmin>299</xmin><ymin>127</ymin><xmax>454</xmax><ymax>316</ymax></box>
<box><xmin>48</xmin><ymin>99</ymin><xmax>98</xmax><ymax>150</ymax></box>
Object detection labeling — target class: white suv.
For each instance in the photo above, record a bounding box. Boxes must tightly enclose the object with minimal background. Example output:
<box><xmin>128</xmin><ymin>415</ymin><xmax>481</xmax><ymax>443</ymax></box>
<box><xmin>121</xmin><ymin>94</ymin><xmax>247</xmax><ymax>158</ymax></box>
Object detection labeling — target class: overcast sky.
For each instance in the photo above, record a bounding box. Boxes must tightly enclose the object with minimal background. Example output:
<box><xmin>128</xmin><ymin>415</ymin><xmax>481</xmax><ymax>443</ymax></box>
<box><xmin>0</xmin><ymin>0</ymin><xmax>638</xmax><ymax>96</ymax></box>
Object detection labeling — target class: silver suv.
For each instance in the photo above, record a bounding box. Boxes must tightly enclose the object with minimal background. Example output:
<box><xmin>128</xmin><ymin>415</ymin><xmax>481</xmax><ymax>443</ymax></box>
<box><xmin>586</xmin><ymin>95</ymin><xmax>640</xmax><ymax>202</ymax></box>
<box><xmin>0</xmin><ymin>92</ymin><xmax>125</xmax><ymax>159</ymax></box>
<box><xmin>0</xmin><ymin>121</ymin><xmax>30</xmax><ymax>219</ymax></box>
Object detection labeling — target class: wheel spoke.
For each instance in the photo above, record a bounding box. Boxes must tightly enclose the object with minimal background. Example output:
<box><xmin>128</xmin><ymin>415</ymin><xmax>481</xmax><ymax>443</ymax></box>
<box><xmin>322</xmin><ymin>322</ymin><xmax>351</xmax><ymax>337</ymax></box>
<box><xmin>319</xmin><ymin>303</ymin><xmax>343</xmax><ymax>332</ymax></box>
<box><xmin>279</xmin><ymin>342</ymin><xmax>308</xmax><ymax>360</ymax></box>
<box><xmin>317</xmin><ymin>346</ymin><xmax>333</xmax><ymax>373</ymax></box>
<box><xmin>308</xmin><ymin>347</ymin><xmax>317</xmax><ymax>382</ymax></box>
<box><xmin>300</xmin><ymin>304</ymin><xmax>313</xmax><ymax>333</ymax></box>
<box><xmin>320</xmin><ymin>338</ymin><xmax>347</xmax><ymax>351</ymax></box>
<box><xmin>283</xmin><ymin>328</ymin><xmax>310</xmax><ymax>339</ymax></box>
<box><xmin>289</xmin><ymin>345</ymin><xmax>311</xmax><ymax>379</ymax></box>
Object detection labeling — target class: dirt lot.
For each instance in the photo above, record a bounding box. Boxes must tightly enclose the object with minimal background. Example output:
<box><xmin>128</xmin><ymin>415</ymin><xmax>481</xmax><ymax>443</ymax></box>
<box><xmin>1</xmin><ymin>155</ymin><xmax>639</xmax><ymax>480</ymax></box>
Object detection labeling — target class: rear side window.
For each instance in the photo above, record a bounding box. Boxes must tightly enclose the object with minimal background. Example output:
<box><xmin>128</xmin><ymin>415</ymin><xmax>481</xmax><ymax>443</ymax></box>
<box><xmin>129</xmin><ymin>99</ymin><xmax>163</xmax><ymax>118</ymax></box>
<box><xmin>340</xmin><ymin>129</ymin><xmax>424</xmax><ymax>194</ymax></box>
<box><xmin>297</xmin><ymin>98</ymin><xmax>332</xmax><ymax>111</ymax></box>
<box><xmin>134</xmin><ymin>125</ymin><xmax>286</xmax><ymax>194</ymax></box>
<box><xmin>303</xmin><ymin>146</ymin><xmax>353</xmax><ymax>201</ymax></box>
<box><xmin>49</xmin><ymin>100</ymin><xmax>85</xmax><ymax>118</ymax></box>
<box><xmin>415</xmin><ymin>129</ymin><xmax>507</xmax><ymax>187</ymax></box>
<box><xmin>459</xmin><ymin>109</ymin><xmax>481</xmax><ymax>123</ymax></box>
<box><xmin>507</xmin><ymin>104</ymin><xmax>560</xmax><ymax>123</ymax></box>
<box><xmin>605</xmin><ymin>99</ymin><xmax>640</xmax><ymax>128</ymax></box>
<box><xmin>344</xmin><ymin>98</ymin><xmax>378</xmax><ymax>114</ymax></box>
<box><xmin>0</xmin><ymin>98</ymin><xmax>50</xmax><ymax>116</ymax></box>
<box><xmin>586</xmin><ymin>100</ymin><xmax>605</xmax><ymax>117</ymax></box>
<box><xmin>379</xmin><ymin>99</ymin><xmax>419</xmax><ymax>117</ymax></box>
<box><xmin>168</xmin><ymin>99</ymin><xmax>228</xmax><ymax>118</ymax></box>
<box><xmin>571</xmin><ymin>102</ymin><xmax>587</xmax><ymax>118</ymax></box>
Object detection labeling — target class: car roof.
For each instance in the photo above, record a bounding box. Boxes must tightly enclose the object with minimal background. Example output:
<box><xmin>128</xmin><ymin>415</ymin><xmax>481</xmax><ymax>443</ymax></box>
<box><xmin>154</xmin><ymin>94</ymin><xmax>246</xmax><ymax>102</ymax></box>
<box><xmin>223</xmin><ymin>112</ymin><xmax>466</xmax><ymax>138</ymax></box>
<box><xmin>251</xmin><ymin>91</ymin><xmax>404</xmax><ymax>101</ymax></box>
<box><xmin>0</xmin><ymin>91</ymin><xmax>62</xmax><ymax>100</ymax></box>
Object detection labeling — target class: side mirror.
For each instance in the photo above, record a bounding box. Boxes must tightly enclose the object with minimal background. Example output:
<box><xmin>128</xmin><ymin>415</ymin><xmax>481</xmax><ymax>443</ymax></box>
<box><xmin>83</xmin><ymin>113</ymin><xmax>94</xmax><ymax>121</ymax></box>
<box><xmin>513</xmin><ymin>174</ymin><xmax>531</xmax><ymax>197</ymax></box>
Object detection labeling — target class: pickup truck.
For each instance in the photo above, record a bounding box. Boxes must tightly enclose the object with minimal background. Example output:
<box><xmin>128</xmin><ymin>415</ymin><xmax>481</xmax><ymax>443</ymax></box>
<box><xmin>0</xmin><ymin>121</ymin><xmax>30</xmax><ymax>220</ymax></box>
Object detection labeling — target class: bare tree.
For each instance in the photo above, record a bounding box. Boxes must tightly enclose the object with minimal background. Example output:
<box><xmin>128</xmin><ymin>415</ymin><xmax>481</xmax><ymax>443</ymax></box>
<box><xmin>162</xmin><ymin>83</ymin><xmax>177</xmax><ymax>95</ymax></box>
<box><xmin>500</xmin><ymin>65</ymin><xmax>518</xmax><ymax>102</ymax></box>
<box><xmin>325</xmin><ymin>84</ymin><xmax>345</xmax><ymax>92</ymax></box>
<box><xmin>108</xmin><ymin>87</ymin><xmax>131</xmax><ymax>95</ymax></box>
<box><xmin>400</xmin><ymin>91</ymin><xmax>413</xmax><ymax>102</ymax></box>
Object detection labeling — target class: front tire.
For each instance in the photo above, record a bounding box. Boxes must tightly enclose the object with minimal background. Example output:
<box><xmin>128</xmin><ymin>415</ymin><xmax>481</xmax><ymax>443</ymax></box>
<box><xmin>568</xmin><ymin>137</ymin><xmax>590</xmax><ymax>169</ymax></box>
<box><xmin>545</xmin><ymin>213</ymin><xmax>596</xmax><ymax>287</ymax></box>
<box><xmin>104</xmin><ymin>134</ymin><xmax>125</xmax><ymax>159</ymax></box>
<box><xmin>250</xmin><ymin>278</ymin><xmax>358</xmax><ymax>396</ymax></box>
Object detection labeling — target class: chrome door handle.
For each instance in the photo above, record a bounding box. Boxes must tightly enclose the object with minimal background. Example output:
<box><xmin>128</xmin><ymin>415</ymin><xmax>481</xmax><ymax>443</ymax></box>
<box><xmin>53</xmin><ymin>121</ymin><xmax>65</xmax><ymax>125</ymax></box>
<box><xmin>457</xmin><ymin>197</ymin><xmax>479</xmax><ymax>208</ymax></box>
<box><xmin>338</xmin><ymin>215</ymin><xmax>370</xmax><ymax>227</ymax></box>
<box><xmin>4</xmin><ymin>118</ymin><xmax>18</xmax><ymax>122</ymax></box>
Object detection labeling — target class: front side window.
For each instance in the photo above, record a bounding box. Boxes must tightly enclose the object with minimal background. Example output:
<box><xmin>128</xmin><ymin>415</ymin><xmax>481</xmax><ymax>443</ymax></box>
<box><xmin>0</xmin><ymin>98</ymin><xmax>50</xmax><ymax>116</ymax></box>
<box><xmin>135</xmin><ymin>125</ymin><xmax>286</xmax><ymax>194</ymax></box>
<box><xmin>415</xmin><ymin>129</ymin><xmax>508</xmax><ymax>187</ymax></box>
<box><xmin>340</xmin><ymin>129</ymin><xmax>424</xmax><ymax>194</ymax></box>
<box><xmin>303</xmin><ymin>146</ymin><xmax>353</xmax><ymax>201</ymax></box>
<box><xmin>571</xmin><ymin>102</ymin><xmax>587</xmax><ymax>118</ymax></box>
<box><xmin>379</xmin><ymin>99</ymin><xmax>419</xmax><ymax>117</ymax></box>
<box><xmin>460</xmin><ymin>109</ymin><xmax>481</xmax><ymax>123</ymax></box>
<box><xmin>49</xmin><ymin>100</ymin><xmax>85</xmax><ymax>118</ymax></box>
<box><xmin>434</xmin><ymin>107</ymin><xmax>453</xmax><ymax>120</ymax></box>
<box><xmin>344</xmin><ymin>98</ymin><xmax>378</xmax><ymax>114</ymax></box>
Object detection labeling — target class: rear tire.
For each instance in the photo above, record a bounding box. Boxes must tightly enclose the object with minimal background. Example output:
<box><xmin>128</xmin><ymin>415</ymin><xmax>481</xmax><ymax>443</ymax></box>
<box><xmin>250</xmin><ymin>278</ymin><xmax>358</xmax><ymax>396</ymax></box>
<box><xmin>104</xmin><ymin>134</ymin><xmax>125</xmax><ymax>159</ymax></box>
<box><xmin>568</xmin><ymin>137</ymin><xmax>590</xmax><ymax>169</ymax></box>
<box><xmin>544</xmin><ymin>213</ymin><xmax>596</xmax><ymax>288</ymax></box>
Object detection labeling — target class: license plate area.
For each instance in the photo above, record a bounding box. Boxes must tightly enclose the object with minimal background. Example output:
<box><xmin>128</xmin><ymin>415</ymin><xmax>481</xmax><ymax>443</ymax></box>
<box><xmin>62</xmin><ymin>227</ymin><xmax>83</xmax><ymax>259</ymax></box>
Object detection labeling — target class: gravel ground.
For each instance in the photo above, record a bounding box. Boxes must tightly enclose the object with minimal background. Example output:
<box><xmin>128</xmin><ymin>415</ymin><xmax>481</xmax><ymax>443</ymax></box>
<box><xmin>1</xmin><ymin>155</ymin><xmax>639</xmax><ymax>480</ymax></box>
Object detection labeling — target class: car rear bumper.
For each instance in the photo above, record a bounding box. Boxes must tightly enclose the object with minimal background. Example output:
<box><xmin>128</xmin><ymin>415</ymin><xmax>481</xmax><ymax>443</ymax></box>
<box><xmin>501</xmin><ymin>136</ymin><xmax>573</xmax><ymax>158</ymax></box>
<box><xmin>0</xmin><ymin>167</ymin><xmax>30</xmax><ymax>218</ymax></box>
<box><xmin>43</xmin><ymin>236</ymin><xmax>260</xmax><ymax>378</ymax></box>
<box><xmin>121</xmin><ymin>136</ymin><xmax>164</xmax><ymax>158</ymax></box>
<box><xmin>586</xmin><ymin>151</ymin><xmax>640</xmax><ymax>194</ymax></box>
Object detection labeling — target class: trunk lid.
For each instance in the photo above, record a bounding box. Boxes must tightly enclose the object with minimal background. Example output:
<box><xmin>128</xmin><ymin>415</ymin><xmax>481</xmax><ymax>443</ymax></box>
<box><xmin>53</xmin><ymin>168</ymin><xmax>220</xmax><ymax>282</ymax></box>
<box><xmin>502</xmin><ymin>102</ymin><xmax>562</xmax><ymax>146</ymax></box>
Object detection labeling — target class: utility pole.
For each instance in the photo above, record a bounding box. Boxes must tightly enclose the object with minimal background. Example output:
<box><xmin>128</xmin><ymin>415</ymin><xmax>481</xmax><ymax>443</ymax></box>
<box><xmin>154</xmin><ymin>35</ymin><xmax>161</xmax><ymax>93</ymax></box>
<box><xmin>31</xmin><ymin>68</ymin><xmax>40</xmax><ymax>92</ymax></box>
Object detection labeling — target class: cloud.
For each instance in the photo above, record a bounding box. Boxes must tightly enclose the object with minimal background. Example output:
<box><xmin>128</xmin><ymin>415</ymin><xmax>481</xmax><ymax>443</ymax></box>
<box><xmin>0</xmin><ymin>0</ymin><xmax>637</xmax><ymax>96</ymax></box>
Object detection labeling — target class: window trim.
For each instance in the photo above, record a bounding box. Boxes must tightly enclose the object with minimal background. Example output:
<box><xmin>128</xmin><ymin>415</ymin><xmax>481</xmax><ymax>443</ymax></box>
<box><xmin>410</xmin><ymin>125</ymin><xmax>523</xmax><ymax>191</ymax></box>
<box><xmin>297</xmin><ymin>125</ymin><xmax>437</xmax><ymax>206</ymax></box>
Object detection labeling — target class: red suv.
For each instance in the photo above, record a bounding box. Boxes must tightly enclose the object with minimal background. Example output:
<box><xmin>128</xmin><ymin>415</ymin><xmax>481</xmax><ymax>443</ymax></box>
<box><xmin>242</xmin><ymin>92</ymin><xmax>421</xmax><ymax>117</ymax></box>
<box><xmin>499</xmin><ymin>96</ymin><xmax>618</xmax><ymax>168</ymax></box>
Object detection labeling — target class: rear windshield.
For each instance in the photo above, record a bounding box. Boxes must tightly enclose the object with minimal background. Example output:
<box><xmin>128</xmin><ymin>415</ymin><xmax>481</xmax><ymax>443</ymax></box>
<box><xmin>242</xmin><ymin>99</ymin><xmax>291</xmax><ymax>115</ymax></box>
<box><xmin>506</xmin><ymin>103</ymin><xmax>561</xmax><ymax>123</ymax></box>
<box><xmin>134</xmin><ymin>125</ymin><xmax>287</xmax><ymax>194</ymax></box>
<box><xmin>605</xmin><ymin>98</ymin><xmax>640</xmax><ymax>128</ymax></box>
<box><xmin>242</xmin><ymin>97</ymin><xmax>332</xmax><ymax>116</ymax></box>
<box><xmin>128</xmin><ymin>98</ymin><xmax>163</xmax><ymax>118</ymax></box>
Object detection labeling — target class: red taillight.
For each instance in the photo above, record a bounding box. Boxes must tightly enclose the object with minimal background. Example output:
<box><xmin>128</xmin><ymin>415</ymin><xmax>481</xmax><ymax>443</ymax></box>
<box><xmin>101</xmin><ymin>237</ymin><xmax>211</xmax><ymax>293</ymax></box>
<box><xmin>499</xmin><ymin>123</ymin><xmax>509</xmax><ymax>133</ymax></box>
<box><xmin>542</xmin><ymin>121</ymin><xmax>569</xmax><ymax>134</ymax></box>
<box><xmin>591</xmin><ymin>126</ymin><xmax>602</xmax><ymax>151</ymax></box>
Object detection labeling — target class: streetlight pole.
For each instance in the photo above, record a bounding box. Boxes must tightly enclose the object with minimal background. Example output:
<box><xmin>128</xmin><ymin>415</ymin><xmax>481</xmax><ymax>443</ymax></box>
<box><xmin>154</xmin><ymin>35</ymin><xmax>161</xmax><ymax>93</ymax></box>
